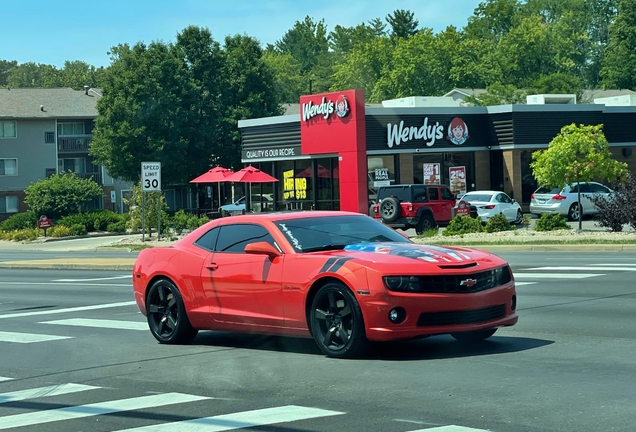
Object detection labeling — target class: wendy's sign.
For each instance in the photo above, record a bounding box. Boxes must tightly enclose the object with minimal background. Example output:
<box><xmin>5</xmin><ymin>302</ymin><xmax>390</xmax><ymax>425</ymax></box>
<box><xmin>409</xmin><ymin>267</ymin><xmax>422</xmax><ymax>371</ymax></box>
<box><xmin>301</xmin><ymin>94</ymin><xmax>350</xmax><ymax>122</ymax></box>
<box><xmin>386</xmin><ymin>117</ymin><xmax>470</xmax><ymax>148</ymax></box>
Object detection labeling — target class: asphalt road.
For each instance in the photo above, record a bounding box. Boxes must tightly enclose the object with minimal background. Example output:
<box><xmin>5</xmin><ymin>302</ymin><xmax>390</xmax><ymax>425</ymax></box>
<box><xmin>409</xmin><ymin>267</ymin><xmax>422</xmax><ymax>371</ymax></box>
<box><xmin>0</xmin><ymin>252</ymin><xmax>635</xmax><ymax>432</ymax></box>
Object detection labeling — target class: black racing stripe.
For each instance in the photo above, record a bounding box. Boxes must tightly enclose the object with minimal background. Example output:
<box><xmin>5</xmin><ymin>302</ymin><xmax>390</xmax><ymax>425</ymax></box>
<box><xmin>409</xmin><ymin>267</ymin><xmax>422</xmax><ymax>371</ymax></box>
<box><xmin>327</xmin><ymin>257</ymin><xmax>353</xmax><ymax>273</ymax></box>
<box><xmin>319</xmin><ymin>257</ymin><xmax>338</xmax><ymax>273</ymax></box>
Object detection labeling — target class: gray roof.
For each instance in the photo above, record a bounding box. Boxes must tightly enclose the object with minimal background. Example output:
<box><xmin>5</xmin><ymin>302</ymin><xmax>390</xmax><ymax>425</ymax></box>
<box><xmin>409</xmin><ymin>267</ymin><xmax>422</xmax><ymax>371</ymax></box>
<box><xmin>445</xmin><ymin>87</ymin><xmax>636</xmax><ymax>102</ymax></box>
<box><xmin>0</xmin><ymin>87</ymin><xmax>101</xmax><ymax>119</ymax></box>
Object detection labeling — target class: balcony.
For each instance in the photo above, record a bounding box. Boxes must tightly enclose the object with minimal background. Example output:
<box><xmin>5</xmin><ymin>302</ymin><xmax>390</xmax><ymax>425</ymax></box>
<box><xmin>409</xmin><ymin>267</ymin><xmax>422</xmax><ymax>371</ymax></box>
<box><xmin>75</xmin><ymin>172</ymin><xmax>103</xmax><ymax>185</ymax></box>
<box><xmin>58</xmin><ymin>135</ymin><xmax>92</xmax><ymax>153</ymax></box>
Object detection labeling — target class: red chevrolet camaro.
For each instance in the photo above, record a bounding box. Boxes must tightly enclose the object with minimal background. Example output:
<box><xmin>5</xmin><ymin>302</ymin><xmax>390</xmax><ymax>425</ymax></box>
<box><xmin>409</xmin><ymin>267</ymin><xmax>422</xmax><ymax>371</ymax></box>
<box><xmin>133</xmin><ymin>211</ymin><xmax>518</xmax><ymax>358</ymax></box>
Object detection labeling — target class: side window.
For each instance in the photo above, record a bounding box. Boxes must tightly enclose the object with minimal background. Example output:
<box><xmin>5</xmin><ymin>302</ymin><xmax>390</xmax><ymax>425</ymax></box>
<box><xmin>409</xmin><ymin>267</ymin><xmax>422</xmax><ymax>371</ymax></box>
<box><xmin>578</xmin><ymin>183</ymin><xmax>592</xmax><ymax>193</ymax></box>
<box><xmin>441</xmin><ymin>188</ymin><xmax>453</xmax><ymax>201</ymax></box>
<box><xmin>590</xmin><ymin>183</ymin><xmax>609</xmax><ymax>193</ymax></box>
<box><xmin>194</xmin><ymin>227</ymin><xmax>220</xmax><ymax>252</ymax></box>
<box><xmin>569</xmin><ymin>185</ymin><xmax>579</xmax><ymax>193</ymax></box>
<box><xmin>498</xmin><ymin>194</ymin><xmax>511</xmax><ymax>203</ymax></box>
<box><xmin>215</xmin><ymin>224</ymin><xmax>275</xmax><ymax>253</ymax></box>
<box><xmin>412</xmin><ymin>189</ymin><xmax>427</xmax><ymax>203</ymax></box>
<box><xmin>428</xmin><ymin>187</ymin><xmax>439</xmax><ymax>201</ymax></box>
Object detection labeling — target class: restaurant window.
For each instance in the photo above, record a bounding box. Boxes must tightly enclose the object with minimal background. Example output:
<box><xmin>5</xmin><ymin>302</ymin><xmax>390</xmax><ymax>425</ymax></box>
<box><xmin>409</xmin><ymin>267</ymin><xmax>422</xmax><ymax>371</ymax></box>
<box><xmin>413</xmin><ymin>152</ymin><xmax>475</xmax><ymax>193</ymax></box>
<box><xmin>521</xmin><ymin>150</ymin><xmax>537</xmax><ymax>205</ymax></box>
<box><xmin>315</xmin><ymin>157</ymin><xmax>339</xmax><ymax>210</ymax></box>
<box><xmin>368</xmin><ymin>155</ymin><xmax>395</xmax><ymax>204</ymax></box>
<box><xmin>246</xmin><ymin>162</ymin><xmax>275</xmax><ymax>212</ymax></box>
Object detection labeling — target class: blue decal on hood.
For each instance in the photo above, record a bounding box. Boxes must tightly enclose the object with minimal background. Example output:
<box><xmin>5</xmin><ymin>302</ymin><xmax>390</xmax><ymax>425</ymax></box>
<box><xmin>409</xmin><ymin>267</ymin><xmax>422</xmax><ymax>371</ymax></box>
<box><xmin>343</xmin><ymin>243</ymin><xmax>469</xmax><ymax>262</ymax></box>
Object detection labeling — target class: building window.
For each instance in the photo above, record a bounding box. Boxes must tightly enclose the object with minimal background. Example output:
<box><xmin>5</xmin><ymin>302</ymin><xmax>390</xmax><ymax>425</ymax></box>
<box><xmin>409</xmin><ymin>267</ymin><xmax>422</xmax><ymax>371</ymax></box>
<box><xmin>58</xmin><ymin>158</ymin><xmax>86</xmax><ymax>173</ymax></box>
<box><xmin>45</xmin><ymin>131</ymin><xmax>55</xmax><ymax>143</ymax></box>
<box><xmin>368</xmin><ymin>155</ymin><xmax>396</xmax><ymax>204</ymax></box>
<box><xmin>0</xmin><ymin>121</ymin><xmax>16</xmax><ymax>138</ymax></box>
<box><xmin>57</xmin><ymin>122</ymin><xmax>85</xmax><ymax>136</ymax></box>
<box><xmin>0</xmin><ymin>196</ymin><xmax>19</xmax><ymax>213</ymax></box>
<box><xmin>0</xmin><ymin>159</ymin><xmax>18</xmax><ymax>176</ymax></box>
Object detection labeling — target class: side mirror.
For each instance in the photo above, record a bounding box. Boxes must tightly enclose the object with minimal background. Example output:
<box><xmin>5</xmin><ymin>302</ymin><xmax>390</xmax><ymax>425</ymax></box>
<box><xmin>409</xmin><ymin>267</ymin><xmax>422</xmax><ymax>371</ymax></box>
<box><xmin>244</xmin><ymin>241</ymin><xmax>281</xmax><ymax>258</ymax></box>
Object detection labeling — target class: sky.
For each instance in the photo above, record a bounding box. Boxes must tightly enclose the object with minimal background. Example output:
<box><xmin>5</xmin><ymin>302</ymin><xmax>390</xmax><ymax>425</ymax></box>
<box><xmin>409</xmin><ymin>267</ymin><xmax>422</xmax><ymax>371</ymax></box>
<box><xmin>1</xmin><ymin>0</ymin><xmax>483</xmax><ymax>68</ymax></box>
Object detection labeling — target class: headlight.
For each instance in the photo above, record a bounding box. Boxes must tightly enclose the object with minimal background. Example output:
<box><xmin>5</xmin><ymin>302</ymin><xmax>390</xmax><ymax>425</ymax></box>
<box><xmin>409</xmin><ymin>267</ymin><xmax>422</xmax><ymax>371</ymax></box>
<box><xmin>383</xmin><ymin>276</ymin><xmax>421</xmax><ymax>292</ymax></box>
<box><xmin>494</xmin><ymin>266</ymin><xmax>512</xmax><ymax>285</ymax></box>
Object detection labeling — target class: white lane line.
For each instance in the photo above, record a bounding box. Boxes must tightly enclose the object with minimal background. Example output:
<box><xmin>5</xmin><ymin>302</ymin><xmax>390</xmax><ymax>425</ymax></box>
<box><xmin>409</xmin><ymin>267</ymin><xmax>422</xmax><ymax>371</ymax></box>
<box><xmin>0</xmin><ymin>331</ymin><xmax>72</xmax><ymax>344</ymax></box>
<box><xmin>407</xmin><ymin>426</ymin><xmax>491</xmax><ymax>432</ymax></box>
<box><xmin>52</xmin><ymin>275</ymin><xmax>131</xmax><ymax>282</ymax></box>
<box><xmin>515</xmin><ymin>282</ymin><xmax>537</xmax><ymax>286</ymax></box>
<box><xmin>0</xmin><ymin>301</ymin><xmax>136</xmax><ymax>320</ymax></box>
<box><xmin>40</xmin><ymin>318</ymin><xmax>147</xmax><ymax>331</ymax></box>
<box><xmin>528</xmin><ymin>266</ymin><xmax>636</xmax><ymax>272</ymax></box>
<box><xmin>0</xmin><ymin>377</ymin><xmax>11</xmax><ymax>382</ymax></box>
<box><xmin>513</xmin><ymin>273</ymin><xmax>602</xmax><ymax>279</ymax></box>
<box><xmin>0</xmin><ymin>383</ymin><xmax>100</xmax><ymax>404</ymax></box>
<box><xmin>0</xmin><ymin>282</ymin><xmax>130</xmax><ymax>287</ymax></box>
<box><xmin>0</xmin><ymin>392</ymin><xmax>209</xmax><ymax>430</ymax></box>
<box><xmin>587</xmin><ymin>263</ymin><xmax>636</xmax><ymax>267</ymax></box>
<box><xmin>113</xmin><ymin>405</ymin><xmax>344</xmax><ymax>432</ymax></box>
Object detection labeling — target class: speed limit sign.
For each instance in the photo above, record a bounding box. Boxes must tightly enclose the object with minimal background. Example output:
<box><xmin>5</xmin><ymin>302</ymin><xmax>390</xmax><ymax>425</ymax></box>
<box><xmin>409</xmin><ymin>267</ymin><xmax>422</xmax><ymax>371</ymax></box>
<box><xmin>141</xmin><ymin>162</ymin><xmax>161</xmax><ymax>192</ymax></box>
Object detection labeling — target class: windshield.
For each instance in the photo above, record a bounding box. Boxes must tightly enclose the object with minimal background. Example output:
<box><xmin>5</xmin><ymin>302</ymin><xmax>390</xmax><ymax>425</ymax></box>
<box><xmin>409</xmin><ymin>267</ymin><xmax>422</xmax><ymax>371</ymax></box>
<box><xmin>274</xmin><ymin>215</ymin><xmax>411</xmax><ymax>252</ymax></box>
<box><xmin>462</xmin><ymin>193</ymin><xmax>493</xmax><ymax>202</ymax></box>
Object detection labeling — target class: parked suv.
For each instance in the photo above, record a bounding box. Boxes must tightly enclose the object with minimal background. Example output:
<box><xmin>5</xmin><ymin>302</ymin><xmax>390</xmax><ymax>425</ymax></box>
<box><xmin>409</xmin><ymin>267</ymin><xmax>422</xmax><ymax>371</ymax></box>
<box><xmin>372</xmin><ymin>184</ymin><xmax>473</xmax><ymax>234</ymax></box>
<box><xmin>530</xmin><ymin>182</ymin><xmax>613</xmax><ymax>221</ymax></box>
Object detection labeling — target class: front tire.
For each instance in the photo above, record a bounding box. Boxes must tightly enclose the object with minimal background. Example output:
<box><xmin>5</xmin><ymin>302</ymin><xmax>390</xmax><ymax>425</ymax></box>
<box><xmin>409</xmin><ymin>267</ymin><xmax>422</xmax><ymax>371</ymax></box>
<box><xmin>146</xmin><ymin>278</ymin><xmax>198</xmax><ymax>344</ymax></box>
<box><xmin>451</xmin><ymin>328</ymin><xmax>497</xmax><ymax>342</ymax></box>
<box><xmin>568</xmin><ymin>203</ymin><xmax>581</xmax><ymax>221</ymax></box>
<box><xmin>514</xmin><ymin>210</ymin><xmax>523</xmax><ymax>224</ymax></box>
<box><xmin>310</xmin><ymin>283</ymin><xmax>367</xmax><ymax>358</ymax></box>
<box><xmin>415</xmin><ymin>214</ymin><xmax>436</xmax><ymax>235</ymax></box>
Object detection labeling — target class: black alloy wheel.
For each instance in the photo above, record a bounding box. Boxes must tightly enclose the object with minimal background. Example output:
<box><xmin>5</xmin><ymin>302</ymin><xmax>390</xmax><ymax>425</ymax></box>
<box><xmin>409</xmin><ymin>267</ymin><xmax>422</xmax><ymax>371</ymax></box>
<box><xmin>568</xmin><ymin>203</ymin><xmax>581</xmax><ymax>221</ymax></box>
<box><xmin>146</xmin><ymin>278</ymin><xmax>198</xmax><ymax>344</ymax></box>
<box><xmin>310</xmin><ymin>283</ymin><xmax>367</xmax><ymax>358</ymax></box>
<box><xmin>451</xmin><ymin>328</ymin><xmax>497</xmax><ymax>342</ymax></box>
<box><xmin>379</xmin><ymin>197</ymin><xmax>400</xmax><ymax>222</ymax></box>
<box><xmin>514</xmin><ymin>210</ymin><xmax>523</xmax><ymax>225</ymax></box>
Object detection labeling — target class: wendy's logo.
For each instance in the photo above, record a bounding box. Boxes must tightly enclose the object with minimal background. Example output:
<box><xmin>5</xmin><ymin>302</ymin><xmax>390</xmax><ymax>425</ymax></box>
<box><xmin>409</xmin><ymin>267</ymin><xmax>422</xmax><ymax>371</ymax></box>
<box><xmin>447</xmin><ymin>117</ymin><xmax>469</xmax><ymax>145</ymax></box>
<box><xmin>335</xmin><ymin>95</ymin><xmax>349</xmax><ymax>118</ymax></box>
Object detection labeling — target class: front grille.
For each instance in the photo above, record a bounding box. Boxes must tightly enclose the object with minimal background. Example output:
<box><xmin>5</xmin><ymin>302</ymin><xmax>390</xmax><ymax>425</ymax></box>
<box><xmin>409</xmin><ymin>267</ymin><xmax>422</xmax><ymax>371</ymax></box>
<box><xmin>416</xmin><ymin>304</ymin><xmax>506</xmax><ymax>327</ymax></box>
<box><xmin>417</xmin><ymin>266</ymin><xmax>511</xmax><ymax>294</ymax></box>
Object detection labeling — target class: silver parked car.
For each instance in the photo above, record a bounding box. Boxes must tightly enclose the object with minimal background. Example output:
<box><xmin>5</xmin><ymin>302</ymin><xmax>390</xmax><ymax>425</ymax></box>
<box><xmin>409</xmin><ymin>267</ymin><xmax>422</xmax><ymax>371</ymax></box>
<box><xmin>529</xmin><ymin>182</ymin><xmax>613</xmax><ymax>221</ymax></box>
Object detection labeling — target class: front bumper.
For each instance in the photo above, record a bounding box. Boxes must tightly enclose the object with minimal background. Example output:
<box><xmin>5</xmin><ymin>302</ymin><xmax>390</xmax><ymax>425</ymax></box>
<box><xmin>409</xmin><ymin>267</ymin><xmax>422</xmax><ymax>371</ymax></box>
<box><xmin>359</xmin><ymin>282</ymin><xmax>518</xmax><ymax>342</ymax></box>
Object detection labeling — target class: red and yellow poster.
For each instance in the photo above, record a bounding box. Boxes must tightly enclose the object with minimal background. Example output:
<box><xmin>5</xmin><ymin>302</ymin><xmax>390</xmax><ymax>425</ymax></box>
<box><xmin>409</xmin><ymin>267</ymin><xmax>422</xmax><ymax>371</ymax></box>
<box><xmin>449</xmin><ymin>166</ymin><xmax>467</xmax><ymax>195</ymax></box>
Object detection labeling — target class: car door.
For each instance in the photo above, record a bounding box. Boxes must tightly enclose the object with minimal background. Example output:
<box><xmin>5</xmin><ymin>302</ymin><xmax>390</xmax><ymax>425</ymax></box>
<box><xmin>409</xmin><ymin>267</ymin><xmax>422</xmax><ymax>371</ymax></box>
<box><xmin>435</xmin><ymin>187</ymin><xmax>454</xmax><ymax>221</ymax></box>
<box><xmin>199</xmin><ymin>223</ymin><xmax>285</xmax><ymax>327</ymax></box>
<box><xmin>497</xmin><ymin>193</ymin><xmax>517</xmax><ymax>221</ymax></box>
<box><xmin>577</xmin><ymin>183</ymin><xmax>594</xmax><ymax>214</ymax></box>
<box><xmin>588</xmin><ymin>183</ymin><xmax>611</xmax><ymax>214</ymax></box>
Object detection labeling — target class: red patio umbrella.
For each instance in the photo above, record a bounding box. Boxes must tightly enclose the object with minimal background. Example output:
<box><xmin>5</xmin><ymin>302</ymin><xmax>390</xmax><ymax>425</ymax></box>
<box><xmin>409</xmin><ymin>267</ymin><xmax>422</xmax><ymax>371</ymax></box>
<box><xmin>189</xmin><ymin>166</ymin><xmax>234</xmax><ymax>209</ymax></box>
<box><xmin>224</xmin><ymin>165</ymin><xmax>279</xmax><ymax>213</ymax></box>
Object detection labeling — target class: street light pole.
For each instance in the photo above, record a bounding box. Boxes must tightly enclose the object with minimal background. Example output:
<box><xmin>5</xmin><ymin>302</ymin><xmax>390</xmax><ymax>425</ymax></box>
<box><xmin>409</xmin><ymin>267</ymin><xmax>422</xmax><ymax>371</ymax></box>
<box><xmin>309</xmin><ymin>79</ymin><xmax>315</xmax><ymax>95</ymax></box>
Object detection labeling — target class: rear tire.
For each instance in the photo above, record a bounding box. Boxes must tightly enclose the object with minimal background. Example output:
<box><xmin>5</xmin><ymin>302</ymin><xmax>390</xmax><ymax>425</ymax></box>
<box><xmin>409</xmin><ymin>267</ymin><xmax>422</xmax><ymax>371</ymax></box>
<box><xmin>568</xmin><ymin>203</ymin><xmax>581</xmax><ymax>221</ymax></box>
<box><xmin>451</xmin><ymin>328</ymin><xmax>497</xmax><ymax>342</ymax></box>
<box><xmin>146</xmin><ymin>278</ymin><xmax>198</xmax><ymax>344</ymax></box>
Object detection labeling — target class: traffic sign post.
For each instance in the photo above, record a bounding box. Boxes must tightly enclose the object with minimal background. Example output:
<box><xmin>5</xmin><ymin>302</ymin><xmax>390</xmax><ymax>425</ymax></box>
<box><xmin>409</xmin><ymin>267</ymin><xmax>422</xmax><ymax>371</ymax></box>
<box><xmin>141</xmin><ymin>162</ymin><xmax>162</xmax><ymax>242</ymax></box>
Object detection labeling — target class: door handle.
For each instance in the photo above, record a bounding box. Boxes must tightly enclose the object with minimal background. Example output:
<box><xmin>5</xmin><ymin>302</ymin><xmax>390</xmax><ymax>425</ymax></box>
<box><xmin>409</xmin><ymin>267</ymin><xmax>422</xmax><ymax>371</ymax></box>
<box><xmin>206</xmin><ymin>263</ymin><xmax>219</xmax><ymax>271</ymax></box>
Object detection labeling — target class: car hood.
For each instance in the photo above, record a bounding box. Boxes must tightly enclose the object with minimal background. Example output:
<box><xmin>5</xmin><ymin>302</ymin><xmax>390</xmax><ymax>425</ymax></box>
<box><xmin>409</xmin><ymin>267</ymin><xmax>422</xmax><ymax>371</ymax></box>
<box><xmin>309</xmin><ymin>242</ymin><xmax>505</xmax><ymax>269</ymax></box>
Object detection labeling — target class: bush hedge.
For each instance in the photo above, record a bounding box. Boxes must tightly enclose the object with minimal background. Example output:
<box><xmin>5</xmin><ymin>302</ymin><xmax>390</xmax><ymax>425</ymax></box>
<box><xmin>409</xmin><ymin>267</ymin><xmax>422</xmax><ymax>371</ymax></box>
<box><xmin>58</xmin><ymin>210</ymin><xmax>125</xmax><ymax>233</ymax></box>
<box><xmin>485</xmin><ymin>213</ymin><xmax>515</xmax><ymax>233</ymax></box>
<box><xmin>0</xmin><ymin>211</ymin><xmax>38</xmax><ymax>232</ymax></box>
<box><xmin>534</xmin><ymin>213</ymin><xmax>571</xmax><ymax>231</ymax></box>
<box><xmin>443</xmin><ymin>215</ymin><xmax>484</xmax><ymax>236</ymax></box>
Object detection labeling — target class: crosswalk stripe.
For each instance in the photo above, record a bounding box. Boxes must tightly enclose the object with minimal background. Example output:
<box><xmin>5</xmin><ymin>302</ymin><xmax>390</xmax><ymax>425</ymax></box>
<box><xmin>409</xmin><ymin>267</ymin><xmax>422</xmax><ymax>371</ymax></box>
<box><xmin>515</xmin><ymin>282</ymin><xmax>536</xmax><ymax>286</ymax></box>
<box><xmin>112</xmin><ymin>405</ymin><xmax>344</xmax><ymax>432</ymax></box>
<box><xmin>0</xmin><ymin>377</ymin><xmax>11</xmax><ymax>382</ymax></box>
<box><xmin>0</xmin><ymin>301</ymin><xmax>136</xmax><ymax>320</ymax></box>
<box><xmin>407</xmin><ymin>426</ymin><xmax>490</xmax><ymax>431</ymax></box>
<box><xmin>528</xmin><ymin>266</ymin><xmax>636</xmax><ymax>272</ymax></box>
<box><xmin>0</xmin><ymin>383</ymin><xmax>100</xmax><ymax>404</ymax></box>
<box><xmin>40</xmin><ymin>318</ymin><xmax>147</xmax><ymax>331</ymax></box>
<box><xmin>513</xmin><ymin>273</ymin><xmax>602</xmax><ymax>279</ymax></box>
<box><xmin>0</xmin><ymin>392</ymin><xmax>208</xmax><ymax>430</ymax></box>
<box><xmin>0</xmin><ymin>331</ymin><xmax>72</xmax><ymax>344</ymax></box>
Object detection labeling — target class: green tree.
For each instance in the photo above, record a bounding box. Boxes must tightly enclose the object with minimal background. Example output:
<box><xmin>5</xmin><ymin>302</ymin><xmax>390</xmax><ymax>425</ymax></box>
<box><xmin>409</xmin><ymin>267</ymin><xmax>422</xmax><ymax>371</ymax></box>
<box><xmin>123</xmin><ymin>183</ymin><xmax>169</xmax><ymax>238</ymax></box>
<box><xmin>601</xmin><ymin>0</ymin><xmax>636</xmax><ymax>89</ymax></box>
<box><xmin>24</xmin><ymin>172</ymin><xmax>103</xmax><ymax>219</ymax></box>
<box><xmin>328</xmin><ymin>23</ymin><xmax>378</xmax><ymax>57</ymax></box>
<box><xmin>531</xmin><ymin>124</ymin><xmax>628</xmax><ymax>230</ymax></box>
<box><xmin>529</xmin><ymin>73</ymin><xmax>583</xmax><ymax>100</ymax></box>
<box><xmin>368</xmin><ymin>18</ymin><xmax>387</xmax><ymax>37</ymax></box>
<box><xmin>59</xmin><ymin>60</ymin><xmax>106</xmax><ymax>90</ymax></box>
<box><xmin>0</xmin><ymin>59</ymin><xmax>18</xmax><ymax>86</ymax></box>
<box><xmin>6</xmin><ymin>62</ymin><xmax>61</xmax><ymax>88</ymax></box>
<box><xmin>386</xmin><ymin>9</ymin><xmax>419</xmax><ymax>38</ymax></box>
<box><xmin>262</xmin><ymin>52</ymin><xmax>306</xmax><ymax>103</ymax></box>
<box><xmin>275</xmin><ymin>16</ymin><xmax>329</xmax><ymax>73</ymax></box>
<box><xmin>463</xmin><ymin>83</ymin><xmax>527</xmax><ymax>105</ymax></box>
<box><xmin>465</xmin><ymin>0</ymin><xmax>523</xmax><ymax>42</ymax></box>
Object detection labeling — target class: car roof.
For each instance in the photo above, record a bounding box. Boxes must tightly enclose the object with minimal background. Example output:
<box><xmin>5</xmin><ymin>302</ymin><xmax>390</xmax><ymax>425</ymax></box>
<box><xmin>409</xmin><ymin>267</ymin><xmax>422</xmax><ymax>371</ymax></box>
<box><xmin>463</xmin><ymin>190</ymin><xmax>502</xmax><ymax>195</ymax></box>
<box><xmin>218</xmin><ymin>211</ymin><xmax>365</xmax><ymax>222</ymax></box>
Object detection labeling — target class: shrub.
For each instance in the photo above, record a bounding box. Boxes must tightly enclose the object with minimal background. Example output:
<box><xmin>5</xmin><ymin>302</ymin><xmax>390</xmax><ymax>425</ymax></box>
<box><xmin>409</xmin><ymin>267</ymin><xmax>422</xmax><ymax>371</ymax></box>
<box><xmin>186</xmin><ymin>214</ymin><xmax>209</xmax><ymax>231</ymax></box>
<box><xmin>534</xmin><ymin>213</ymin><xmax>571</xmax><ymax>231</ymax></box>
<box><xmin>69</xmin><ymin>224</ymin><xmax>88</xmax><ymax>236</ymax></box>
<box><xmin>591</xmin><ymin>175</ymin><xmax>636</xmax><ymax>232</ymax></box>
<box><xmin>420</xmin><ymin>227</ymin><xmax>439</xmax><ymax>238</ymax></box>
<box><xmin>58</xmin><ymin>210</ymin><xmax>124</xmax><ymax>232</ymax></box>
<box><xmin>443</xmin><ymin>215</ymin><xmax>484</xmax><ymax>236</ymax></box>
<box><xmin>0</xmin><ymin>211</ymin><xmax>38</xmax><ymax>232</ymax></box>
<box><xmin>49</xmin><ymin>225</ymin><xmax>72</xmax><ymax>238</ymax></box>
<box><xmin>1</xmin><ymin>228</ymin><xmax>39</xmax><ymax>241</ymax></box>
<box><xmin>107</xmin><ymin>221</ymin><xmax>127</xmax><ymax>233</ymax></box>
<box><xmin>485</xmin><ymin>213</ymin><xmax>515</xmax><ymax>233</ymax></box>
<box><xmin>170</xmin><ymin>210</ymin><xmax>190</xmax><ymax>235</ymax></box>
<box><xmin>522</xmin><ymin>214</ymin><xmax>532</xmax><ymax>229</ymax></box>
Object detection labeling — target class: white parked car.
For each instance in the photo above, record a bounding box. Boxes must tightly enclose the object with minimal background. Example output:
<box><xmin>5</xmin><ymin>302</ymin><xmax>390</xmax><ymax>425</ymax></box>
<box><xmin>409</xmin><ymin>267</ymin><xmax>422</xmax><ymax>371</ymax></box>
<box><xmin>219</xmin><ymin>194</ymin><xmax>274</xmax><ymax>215</ymax></box>
<box><xmin>529</xmin><ymin>182</ymin><xmax>612</xmax><ymax>221</ymax></box>
<box><xmin>455</xmin><ymin>191</ymin><xmax>523</xmax><ymax>224</ymax></box>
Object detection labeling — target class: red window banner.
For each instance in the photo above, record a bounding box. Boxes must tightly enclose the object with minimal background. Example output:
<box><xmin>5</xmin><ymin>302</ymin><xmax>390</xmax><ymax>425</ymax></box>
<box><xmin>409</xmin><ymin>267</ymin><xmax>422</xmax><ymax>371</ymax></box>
<box><xmin>449</xmin><ymin>166</ymin><xmax>467</xmax><ymax>195</ymax></box>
